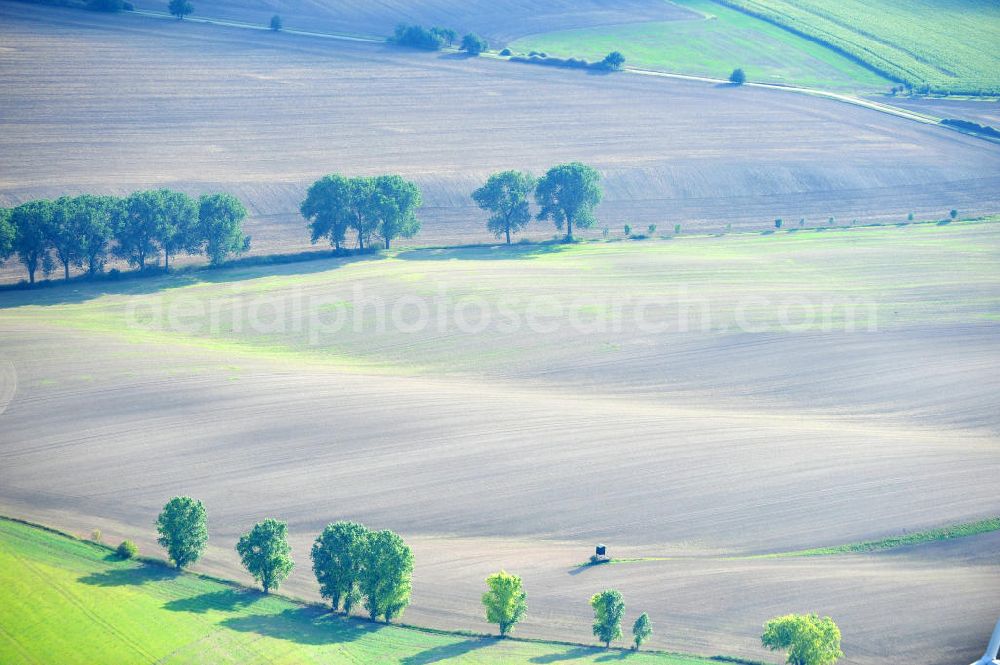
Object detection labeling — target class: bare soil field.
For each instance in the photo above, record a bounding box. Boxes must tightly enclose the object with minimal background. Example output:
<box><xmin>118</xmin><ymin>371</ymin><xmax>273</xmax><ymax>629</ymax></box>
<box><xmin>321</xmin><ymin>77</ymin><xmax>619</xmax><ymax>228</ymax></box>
<box><xmin>875</xmin><ymin>96</ymin><xmax>1000</xmax><ymax>128</ymax></box>
<box><xmin>1</xmin><ymin>222</ymin><xmax>998</xmax><ymax>664</ymax></box>
<box><xmin>126</xmin><ymin>0</ymin><xmax>699</xmax><ymax>43</ymax></box>
<box><xmin>2</xmin><ymin>3</ymin><xmax>1000</xmax><ymax>283</ymax></box>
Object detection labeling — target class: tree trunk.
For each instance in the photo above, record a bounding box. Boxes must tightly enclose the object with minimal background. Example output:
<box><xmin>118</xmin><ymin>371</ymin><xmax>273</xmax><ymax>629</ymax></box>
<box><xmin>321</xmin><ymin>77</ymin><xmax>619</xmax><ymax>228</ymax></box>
<box><xmin>506</xmin><ymin>227</ymin><xmax>511</xmax><ymax>245</ymax></box>
<box><xmin>384</xmin><ymin>237</ymin><xmax>390</xmax><ymax>250</ymax></box>
<box><xmin>64</xmin><ymin>262</ymin><xmax>70</xmax><ymax>280</ymax></box>
<box><xmin>164</xmin><ymin>249</ymin><xmax>171</xmax><ymax>271</ymax></box>
<box><xmin>566</xmin><ymin>216</ymin><xmax>574</xmax><ymax>242</ymax></box>
<box><xmin>28</xmin><ymin>266</ymin><xmax>35</xmax><ymax>284</ymax></box>
<box><xmin>358</xmin><ymin>233</ymin><xmax>364</xmax><ymax>251</ymax></box>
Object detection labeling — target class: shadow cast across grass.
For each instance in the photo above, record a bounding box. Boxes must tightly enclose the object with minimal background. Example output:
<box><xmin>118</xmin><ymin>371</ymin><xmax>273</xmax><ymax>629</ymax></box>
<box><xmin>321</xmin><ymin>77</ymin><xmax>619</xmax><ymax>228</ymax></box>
<box><xmin>396</xmin><ymin>241</ymin><xmax>574</xmax><ymax>262</ymax></box>
<box><xmin>78</xmin><ymin>562</ymin><xmax>179</xmax><ymax>587</ymax></box>
<box><xmin>530</xmin><ymin>645</ymin><xmax>606</xmax><ymax>663</ymax></box>
<box><xmin>220</xmin><ymin>606</ymin><xmax>382</xmax><ymax>646</ymax></box>
<box><xmin>400</xmin><ymin>636</ymin><xmax>497</xmax><ymax>664</ymax></box>
<box><xmin>0</xmin><ymin>250</ymin><xmax>381</xmax><ymax>309</ymax></box>
<box><xmin>163</xmin><ymin>588</ymin><xmax>262</xmax><ymax>614</ymax></box>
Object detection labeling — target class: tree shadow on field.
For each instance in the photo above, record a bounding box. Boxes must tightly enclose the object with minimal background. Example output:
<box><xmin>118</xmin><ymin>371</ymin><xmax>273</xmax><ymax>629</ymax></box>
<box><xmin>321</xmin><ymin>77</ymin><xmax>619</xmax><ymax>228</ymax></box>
<box><xmin>396</xmin><ymin>242</ymin><xmax>572</xmax><ymax>262</ymax></box>
<box><xmin>0</xmin><ymin>250</ymin><xmax>381</xmax><ymax>309</ymax></box>
<box><xmin>530</xmin><ymin>646</ymin><xmax>603</xmax><ymax>662</ymax></box>
<box><xmin>220</xmin><ymin>607</ymin><xmax>381</xmax><ymax>646</ymax></box>
<box><xmin>438</xmin><ymin>52</ymin><xmax>477</xmax><ymax>60</ymax></box>
<box><xmin>78</xmin><ymin>563</ymin><xmax>179</xmax><ymax>587</ymax></box>
<box><xmin>400</xmin><ymin>637</ymin><xmax>496</xmax><ymax>664</ymax></box>
<box><xmin>163</xmin><ymin>588</ymin><xmax>261</xmax><ymax>614</ymax></box>
<box><xmin>596</xmin><ymin>649</ymin><xmax>635</xmax><ymax>661</ymax></box>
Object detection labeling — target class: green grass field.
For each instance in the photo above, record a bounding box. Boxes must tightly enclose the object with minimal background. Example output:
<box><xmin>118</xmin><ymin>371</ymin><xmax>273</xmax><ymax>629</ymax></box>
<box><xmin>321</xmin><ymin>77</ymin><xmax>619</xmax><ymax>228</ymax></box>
<box><xmin>0</xmin><ymin>518</ymin><xmax>728</xmax><ymax>664</ymax></box>
<box><xmin>510</xmin><ymin>0</ymin><xmax>889</xmax><ymax>92</ymax></box>
<box><xmin>511</xmin><ymin>0</ymin><xmax>1000</xmax><ymax>95</ymax></box>
<box><xmin>715</xmin><ymin>0</ymin><xmax>1000</xmax><ymax>94</ymax></box>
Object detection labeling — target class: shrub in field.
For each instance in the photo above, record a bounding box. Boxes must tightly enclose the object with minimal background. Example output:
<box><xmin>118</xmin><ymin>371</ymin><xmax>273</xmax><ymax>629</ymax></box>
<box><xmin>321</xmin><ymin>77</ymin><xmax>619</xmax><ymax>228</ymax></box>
<box><xmin>602</xmin><ymin>227</ymin><xmax>609</xmax><ymax>238</ymax></box>
<box><xmin>472</xmin><ymin>170</ymin><xmax>535</xmax><ymax>245</ymax></box>
<box><xmin>500</xmin><ymin>48</ymin><xmax>512</xmax><ymax>56</ymax></box>
<box><xmin>117</xmin><ymin>540</ymin><xmax>138</xmax><ymax>559</ymax></box>
<box><xmin>311</xmin><ymin>521</ymin><xmax>369</xmax><ymax>614</ymax></box>
<box><xmin>799</xmin><ymin>218</ymin><xmax>805</xmax><ymax>227</ymax></box>
<box><xmin>535</xmin><ymin>162</ymin><xmax>602</xmax><ymax>242</ymax></box>
<box><xmin>482</xmin><ymin>570</ymin><xmax>527</xmax><ymax>637</ymax></box>
<box><xmin>168</xmin><ymin>0</ymin><xmax>192</xmax><ymax>19</ymax></box>
<box><xmin>155</xmin><ymin>496</ymin><xmax>208</xmax><ymax>569</ymax></box>
<box><xmin>237</xmin><ymin>518</ymin><xmax>294</xmax><ymax>593</ymax></box>
<box><xmin>461</xmin><ymin>33</ymin><xmax>488</xmax><ymax>56</ymax></box>
<box><xmin>632</xmin><ymin>612</ymin><xmax>652</xmax><ymax>650</ymax></box>
<box><xmin>762</xmin><ymin>614</ymin><xmax>842</xmax><ymax>665</ymax></box>
<box><xmin>907</xmin><ymin>212</ymin><xmax>914</xmax><ymax>222</ymax></box>
<box><xmin>269</xmin><ymin>15</ymin><xmax>282</xmax><ymax>31</ymax></box>
<box><xmin>775</xmin><ymin>218</ymin><xmax>782</xmax><ymax>229</ymax></box>
<box><xmin>647</xmin><ymin>224</ymin><xmax>657</xmax><ymax>235</ymax></box>
<box><xmin>674</xmin><ymin>223</ymin><xmax>681</xmax><ymax>234</ymax></box>
<box><xmin>941</xmin><ymin>118</ymin><xmax>1000</xmax><ymax>139</ymax></box>
<box><xmin>624</xmin><ymin>224</ymin><xmax>632</xmax><ymax>237</ymax></box>
<box><xmin>591</xmin><ymin>589</ymin><xmax>625</xmax><ymax>648</ymax></box>
<box><xmin>729</xmin><ymin>68</ymin><xmax>746</xmax><ymax>85</ymax></box>
<box><xmin>950</xmin><ymin>209</ymin><xmax>958</xmax><ymax>220</ymax></box>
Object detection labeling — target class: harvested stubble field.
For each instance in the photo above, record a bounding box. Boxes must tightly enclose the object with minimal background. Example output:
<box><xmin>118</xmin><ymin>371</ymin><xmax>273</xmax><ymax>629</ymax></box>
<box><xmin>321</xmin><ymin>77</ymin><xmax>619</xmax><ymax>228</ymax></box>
<box><xmin>2</xmin><ymin>3</ymin><xmax>1000</xmax><ymax>282</ymax></box>
<box><xmin>1</xmin><ymin>220</ymin><xmax>998</xmax><ymax>663</ymax></box>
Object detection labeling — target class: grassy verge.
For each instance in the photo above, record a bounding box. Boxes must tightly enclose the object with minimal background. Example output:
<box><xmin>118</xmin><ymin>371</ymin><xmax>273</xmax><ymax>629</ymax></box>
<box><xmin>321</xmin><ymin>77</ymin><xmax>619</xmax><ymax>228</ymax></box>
<box><xmin>0</xmin><ymin>516</ymin><xmax>740</xmax><ymax>664</ymax></box>
<box><xmin>756</xmin><ymin>516</ymin><xmax>1000</xmax><ymax>558</ymax></box>
<box><xmin>579</xmin><ymin>517</ymin><xmax>1000</xmax><ymax>567</ymax></box>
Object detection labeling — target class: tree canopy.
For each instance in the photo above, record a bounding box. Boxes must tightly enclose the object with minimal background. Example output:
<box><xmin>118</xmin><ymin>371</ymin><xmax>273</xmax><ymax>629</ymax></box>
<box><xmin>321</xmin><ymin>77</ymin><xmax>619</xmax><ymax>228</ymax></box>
<box><xmin>461</xmin><ymin>33</ymin><xmax>488</xmax><ymax>56</ymax></box>
<box><xmin>360</xmin><ymin>529</ymin><xmax>413</xmax><ymax>622</ymax></box>
<box><xmin>372</xmin><ymin>175</ymin><xmax>421</xmax><ymax>249</ymax></box>
<box><xmin>311</xmin><ymin>521</ymin><xmax>370</xmax><ymax>614</ymax></box>
<box><xmin>590</xmin><ymin>589</ymin><xmax>625</xmax><ymax>648</ymax></box>
<box><xmin>762</xmin><ymin>614</ymin><xmax>843</xmax><ymax>665</ymax></box>
<box><xmin>730</xmin><ymin>68</ymin><xmax>746</xmax><ymax>85</ymax></box>
<box><xmin>632</xmin><ymin>612</ymin><xmax>652</xmax><ymax>650</ymax></box>
<box><xmin>155</xmin><ymin>496</ymin><xmax>208</xmax><ymax>569</ymax></box>
<box><xmin>198</xmin><ymin>193</ymin><xmax>250</xmax><ymax>265</ymax></box>
<box><xmin>154</xmin><ymin>189</ymin><xmax>199</xmax><ymax>271</ymax></box>
<box><xmin>482</xmin><ymin>570</ymin><xmax>528</xmax><ymax>637</ymax></box>
<box><xmin>472</xmin><ymin>170</ymin><xmax>535</xmax><ymax>244</ymax></box>
<box><xmin>236</xmin><ymin>518</ymin><xmax>294</xmax><ymax>593</ymax></box>
<box><xmin>602</xmin><ymin>51</ymin><xmax>626</xmax><ymax>71</ymax></box>
<box><xmin>535</xmin><ymin>162</ymin><xmax>602</xmax><ymax>241</ymax></box>
<box><xmin>168</xmin><ymin>0</ymin><xmax>193</xmax><ymax>19</ymax></box>
<box><xmin>0</xmin><ymin>208</ymin><xmax>14</xmax><ymax>264</ymax></box>
<box><xmin>11</xmin><ymin>199</ymin><xmax>55</xmax><ymax>284</ymax></box>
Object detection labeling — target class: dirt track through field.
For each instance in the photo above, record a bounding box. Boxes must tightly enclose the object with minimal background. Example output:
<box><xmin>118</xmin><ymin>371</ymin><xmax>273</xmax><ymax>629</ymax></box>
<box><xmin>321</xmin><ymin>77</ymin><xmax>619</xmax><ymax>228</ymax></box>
<box><xmin>1</xmin><ymin>3</ymin><xmax>1000</xmax><ymax>282</ymax></box>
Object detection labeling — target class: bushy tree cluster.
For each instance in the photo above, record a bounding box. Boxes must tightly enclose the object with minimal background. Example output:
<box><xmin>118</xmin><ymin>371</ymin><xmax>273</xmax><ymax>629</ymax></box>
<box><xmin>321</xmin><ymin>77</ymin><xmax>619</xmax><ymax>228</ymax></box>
<box><xmin>473</xmin><ymin>162</ymin><xmax>602</xmax><ymax>243</ymax></box>
<box><xmin>460</xmin><ymin>33</ymin><xmax>488</xmax><ymax>56</ymax></box>
<box><xmin>301</xmin><ymin>174</ymin><xmax>421</xmax><ymax>251</ymax></box>
<box><xmin>312</xmin><ymin>521</ymin><xmax>414</xmax><ymax>622</ymax></box>
<box><xmin>0</xmin><ymin>190</ymin><xmax>250</xmax><ymax>284</ymax></box>
<box><xmin>762</xmin><ymin>614</ymin><xmax>843</xmax><ymax>665</ymax></box>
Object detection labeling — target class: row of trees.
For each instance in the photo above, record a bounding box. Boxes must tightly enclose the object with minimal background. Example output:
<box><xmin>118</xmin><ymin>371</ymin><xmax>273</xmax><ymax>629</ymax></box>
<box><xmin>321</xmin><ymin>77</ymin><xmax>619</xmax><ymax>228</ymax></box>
<box><xmin>391</xmin><ymin>24</ymin><xmax>489</xmax><ymax>55</ymax></box>
<box><xmin>150</xmin><ymin>497</ymin><xmax>840</xmax><ymax>661</ymax></box>
<box><xmin>0</xmin><ymin>190</ymin><xmax>250</xmax><ymax>284</ymax></box>
<box><xmin>473</xmin><ymin>162</ymin><xmax>603</xmax><ymax>243</ymax></box>
<box><xmin>154</xmin><ymin>497</ymin><xmax>414</xmax><ymax>622</ymax></box>
<box><xmin>301</xmin><ymin>174</ymin><xmax>421</xmax><ymax>251</ymax></box>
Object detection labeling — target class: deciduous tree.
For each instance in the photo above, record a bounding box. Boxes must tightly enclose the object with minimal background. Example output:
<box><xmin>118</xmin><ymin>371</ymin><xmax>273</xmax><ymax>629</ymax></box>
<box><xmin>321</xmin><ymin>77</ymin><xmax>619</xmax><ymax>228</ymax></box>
<box><xmin>590</xmin><ymin>589</ymin><xmax>625</xmax><ymax>648</ymax></box>
<box><xmin>115</xmin><ymin>190</ymin><xmax>162</xmax><ymax>270</ymax></box>
<box><xmin>372</xmin><ymin>175</ymin><xmax>421</xmax><ymax>249</ymax></box>
<box><xmin>761</xmin><ymin>614</ymin><xmax>843</xmax><ymax>665</ymax></box>
<box><xmin>535</xmin><ymin>162</ymin><xmax>602</xmax><ymax>241</ymax></box>
<box><xmin>311</xmin><ymin>521</ymin><xmax>370</xmax><ymax>614</ymax></box>
<box><xmin>301</xmin><ymin>174</ymin><xmax>354</xmax><ymax>251</ymax></box>
<box><xmin>360</xmin><ymin>529</ymin><xmax>413</xmax><ymax>622</ymax></box>
<box><xmin>155</xmin><ymin>496</ymin><xmax>208</xmax><ymax>569</ymax></box>
<box><xmin>169</xmin><ymin>0</ymin><xmax>193</xmax><ymax>19</ymax></box>
<box><xmin>0</xmin><ymin>208</ymin><xmax>13</xmax><ymax>265</ymax></box>
<box><xmin>460</xmin><ymin>33</ymin><xmax>488</xmax><ymax>56</ymax></box>
<box><xmin>236</xmin><ymin>518</ymin><xmax>294</xmax><ymax>593</ymax></box>
<box><xmin>198</xmin><ymin>193</ymin><xmax>250</xmax><ymax>265</ymax></box>
<box><xmin>49</xmin><ymin>197</ymin><xmax>85</xmax><ymax>280</ymax></box>
<box><xmin>74</xmin><ymin>195</ymin><xmax>117</xmax><ymax>277</ymax></box>
<box><xmin>155</xmin><ymin>189</ymin><xmax>199</xmax><ymax>271</ymax></box>
<box><xmin>11</xmin><ymin>199</ymin><xmax>55</xmax><ymax>284</ymax></box>
<box><xmin>632</xmin><ymin>612</ymin><xmax>652</xmax><ymax>650</ymax></box>
<box><xmin>482</xmin><ymin>570</ymin><xmax>527</xmax><ymax>637</ymax></box>
<box><xmin>472</xmin><ymin>170</ymin><xmax>535</xmax><ymax>244</ymax></box>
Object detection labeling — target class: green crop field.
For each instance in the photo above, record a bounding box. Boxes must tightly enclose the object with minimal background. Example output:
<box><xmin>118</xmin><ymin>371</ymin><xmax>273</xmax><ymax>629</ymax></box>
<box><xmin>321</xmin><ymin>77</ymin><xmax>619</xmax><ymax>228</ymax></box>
<box><xmin>511</xmin><ymin>0</ymin><xmax>1000</xmax><ymax>95</ymax></box>
<box><xmin>511</xmin><ymin>0</ymin><xmax>889</xmax><ymax>92</ymax></box>
<box><xmin>710</xmin><ymin>0</ymin><xmax>1000</xmax><ymax>94</ymax></box>
<box><xmin>0</xmin><ymin>518</ymin><xmax>722</xmax><ymax>665</ymax></box>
